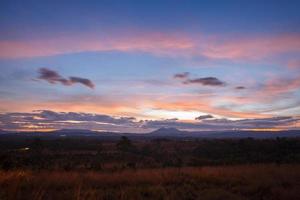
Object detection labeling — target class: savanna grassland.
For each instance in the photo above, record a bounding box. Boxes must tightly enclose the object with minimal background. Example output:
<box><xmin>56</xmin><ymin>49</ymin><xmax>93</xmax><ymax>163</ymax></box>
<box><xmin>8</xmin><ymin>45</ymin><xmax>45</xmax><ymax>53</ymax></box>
<box><xmin>0</xmin><ymin>136</ymin><xmax>300</xmax><ymax>200</ymax></box>
<box><xmin>1</xmin><ymin>165</ymin><xmax>300</xmax><ymax>200</ymax></box>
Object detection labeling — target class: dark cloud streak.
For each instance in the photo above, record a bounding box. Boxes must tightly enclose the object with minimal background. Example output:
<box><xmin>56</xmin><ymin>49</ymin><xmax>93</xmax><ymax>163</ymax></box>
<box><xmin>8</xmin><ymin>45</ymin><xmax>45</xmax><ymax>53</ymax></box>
<box><xmin>195</xmin><ymin>114</ymin><xmax>214</xmax><ymax>120</ymax></box>
<box><xmin>174</xmin><ymin>72</ymin><xmax>226</xmax><ymax>86</ymax></box>
<box><xmin>69</xmin><ymin>77</ymin><xmax>95</xmax><ymax>89</ymax></box>
<box><xmin>174</xmin><ymin>72</ymin><xmax>189</xmax><ymax>79</ymax></box>
<box><xmin>184</xmin><ymin>77</ymin><xmax>225</xmax><ymax>86</ymax></box>
<box><xmin>235</xmin><ymin>86</ymin><xmax>246</xmax><ymax>90</ymax></box>
<box><xmin>38</xmin><ymin>68</ymin><xmax>95</xmax><ymax>89</ymax></box>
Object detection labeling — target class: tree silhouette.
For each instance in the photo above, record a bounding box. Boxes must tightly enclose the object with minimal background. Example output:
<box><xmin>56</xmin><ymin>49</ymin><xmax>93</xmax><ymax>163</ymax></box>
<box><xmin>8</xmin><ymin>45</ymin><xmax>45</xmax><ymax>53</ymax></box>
<box><xmin>116</xmin><ymin>136</ymin><xmax>136</xmax><ymax>153</ymax></box>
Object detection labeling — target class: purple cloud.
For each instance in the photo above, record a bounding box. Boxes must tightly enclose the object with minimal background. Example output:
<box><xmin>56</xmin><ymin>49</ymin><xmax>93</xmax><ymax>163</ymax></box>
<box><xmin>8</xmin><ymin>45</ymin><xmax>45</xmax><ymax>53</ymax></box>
<box><xmin>235</xmin><ymin>86</ymin><xmax>246</xmax><ymax>90</ymax></box>
<box><xmin>69</xmin><ymin>77</ymin><xmax>95</xmax><ymax>89</ymax></box>
<box><xmin>184</xmin><ymin>77</ymin><xmax>226</xmax><ymax>86</ymax></box>
<box><xmin>38</xmin><ymin>68</ymin><xmax>95</xmax><ymax>89</ymax></box>
<box><xmin>0</xmin><ymin>110</ymin><xmax>299</xmax><ymax>132</ymax></box>
<box><xmin>174</xmin><ymin>72</ymin><xmax>226</xmax><ymax>86</ymax></box>
<box><xmin>195</xmin><ymin>114</ymin><xmax>214</xmax><ymax>120</ymax></box>
<box><xmin>174</xmin><ymin>72</ymin><xmax>190</xmax><ymax>79</ymax></box>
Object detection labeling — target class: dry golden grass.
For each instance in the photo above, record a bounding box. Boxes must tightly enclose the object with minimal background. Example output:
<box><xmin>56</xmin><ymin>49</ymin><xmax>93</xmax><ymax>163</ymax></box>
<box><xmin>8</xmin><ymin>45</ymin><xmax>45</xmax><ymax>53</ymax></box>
<box><xmin>0</xmin><ymin>164</ymin><xmax>300</xmax><ymax>200</ymax></box>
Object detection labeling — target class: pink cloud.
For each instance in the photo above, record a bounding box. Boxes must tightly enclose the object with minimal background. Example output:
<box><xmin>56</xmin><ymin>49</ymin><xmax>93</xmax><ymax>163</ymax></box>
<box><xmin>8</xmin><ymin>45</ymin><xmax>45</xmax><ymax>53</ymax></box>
<box><xmin>262</xmin><ymin>76</ymin><xmax>300</xmax><ymax>96</ymax></box>
<box><xmin>287</xmin><ymin>59</ymin><xmax>300</xmax><ymax>69</ymax></box>
<box><xmin>201</xmin><ymin>34</ymin><xmax>300</xmax><ymax>60</ymax></box>
<box><xmin>0</xmin><ymin>33</ymin><xmax>194</xmax><ymax>59</ymax></box>
<box><xmin>1</xmin><ymin>32</ymin><xmax>299</xmax><ymax>61</ymax></box>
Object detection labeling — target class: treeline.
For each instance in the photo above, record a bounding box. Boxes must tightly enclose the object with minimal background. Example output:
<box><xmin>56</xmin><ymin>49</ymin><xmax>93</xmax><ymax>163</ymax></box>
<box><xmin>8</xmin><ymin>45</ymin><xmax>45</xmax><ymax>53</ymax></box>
<box><xmin>0</xmin><ymin>137</ymin><xmax>299</xmax><ymax>170</ymax></box>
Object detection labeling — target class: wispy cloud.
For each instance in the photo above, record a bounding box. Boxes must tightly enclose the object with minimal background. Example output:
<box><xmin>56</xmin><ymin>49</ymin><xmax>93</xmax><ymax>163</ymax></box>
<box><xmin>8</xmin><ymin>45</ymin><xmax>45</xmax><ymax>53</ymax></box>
<box><xmin>0</xmin><ymin>33</ymin><xmax>299</xmax><ymax>63</ymax></box>
<box><xmin>38</xmin><ymin>68</ymin><xmax>95</xmax><ymax>89</ymax></box>
<box><xmin>201</xmin><ymin>34</ymin><xmax>300</xmax><ymax>60</ymax></box>
<box><xmin>287</xmin><ymin>60</ymin><xmax>300</xmax><ymax>70</ymax></box>
<box><xmin>0</xmin><ymin>33</ymin><xmax>194</xmax><ymax>59</ymax></box>
<box><xmin>250</xmin><ymin>75</ymin><xmax>300</xmax><ymax>101</ymax></box>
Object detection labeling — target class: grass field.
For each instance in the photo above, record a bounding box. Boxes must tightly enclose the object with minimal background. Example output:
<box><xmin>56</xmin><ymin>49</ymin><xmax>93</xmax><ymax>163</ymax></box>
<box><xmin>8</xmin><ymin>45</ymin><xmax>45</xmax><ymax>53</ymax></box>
<box><xmin>1</xmin><ymin>164</ymin><xmax>300</xmax><ymax>200</ymax></box>
<box><xmin>1</xmin><ymin>138</ymin><xmax>299</xmax><ymax>199</ymax></box>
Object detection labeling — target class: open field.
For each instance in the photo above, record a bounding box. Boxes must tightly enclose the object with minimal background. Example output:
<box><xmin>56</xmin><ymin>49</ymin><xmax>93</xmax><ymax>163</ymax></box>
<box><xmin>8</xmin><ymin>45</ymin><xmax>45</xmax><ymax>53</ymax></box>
<box><xmin>0</xmin><ymin>164</ymin><xmax>300</xmax><ymax>200</ymax></box>
<box><xmin>1</xmin><ymin>137</ymin><xmax>300</xmax><ymax>171</ymax></box>
<box><xmin>0</xmin><ymin>137</ymin><xmax>299</xmax><ymax>199</ymax></box>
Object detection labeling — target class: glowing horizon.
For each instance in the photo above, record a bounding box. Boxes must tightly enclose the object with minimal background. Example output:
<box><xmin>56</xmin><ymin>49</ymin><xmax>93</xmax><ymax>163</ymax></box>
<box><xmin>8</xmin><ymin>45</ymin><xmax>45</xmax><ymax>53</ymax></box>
<box><xmin>0</xmin><ymin>0</ymin><xmax>300</xmax><ymax>132</ymax></box>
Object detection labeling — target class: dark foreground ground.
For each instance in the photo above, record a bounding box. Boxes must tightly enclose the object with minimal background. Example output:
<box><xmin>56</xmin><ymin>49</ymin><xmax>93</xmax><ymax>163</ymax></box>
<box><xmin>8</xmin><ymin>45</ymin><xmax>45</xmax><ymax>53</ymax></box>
<box><xmin>1</xmin><ymin>165</ymin><xmax>300</xmax><ymax>200</ymax></box>
<box><xmin>0</xmin><ymin>137</ymin><xmax>300</xmax><ymax>199</ymax></box>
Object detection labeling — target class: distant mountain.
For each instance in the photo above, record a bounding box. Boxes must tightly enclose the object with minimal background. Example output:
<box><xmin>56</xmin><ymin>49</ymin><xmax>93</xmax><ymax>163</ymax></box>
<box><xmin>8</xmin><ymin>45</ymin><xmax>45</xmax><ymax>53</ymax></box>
<box><xmin>0</xmin><ymin>128</ymin><xmax>299</xmax><ymax>139</ymax></box>
<box><xmin>51</xmin><ymin>129</ymin><xmax>98</xmax><ymax>136</ymax></box>
<box><xmin>147</xmin><ymin>128</ymin><xmax>300</xmax><ymax>139</ymax></box>
<box><xmin>54</xmin><ymin>129</ymin><xmax>93</xmax><ymax>133</ymax></box>
<box><xmin>49</xmin><ymin>129</ymin><xmax>120</xmax><ymax>137</ymax></box>
<box><xmin>0</xmin><ymin>129</ymin><xmax>13</xmax><ymax>135</ymax></box>
<box><xmin>0</xmin><ymin>129</ymin><xmax>120</xmax><ymax>138</ymax></box>
<box><xmin>148</xmin><ymin>127</ymin><xmax>187</xmax><ymax>137</ymax></box>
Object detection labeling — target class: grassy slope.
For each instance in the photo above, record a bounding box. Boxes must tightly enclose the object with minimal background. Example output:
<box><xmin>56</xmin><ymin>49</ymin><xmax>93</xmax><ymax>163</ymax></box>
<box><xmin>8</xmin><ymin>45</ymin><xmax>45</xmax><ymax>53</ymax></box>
<box><xmin>0</xmin><ymin>164</ymin><xmax>300</xmax><ymax>200</ymax></box>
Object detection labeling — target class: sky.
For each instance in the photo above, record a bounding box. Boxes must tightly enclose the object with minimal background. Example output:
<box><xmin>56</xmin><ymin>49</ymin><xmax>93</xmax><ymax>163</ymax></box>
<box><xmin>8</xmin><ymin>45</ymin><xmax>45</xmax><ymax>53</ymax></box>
<box><xmin>0</xmin><ymin>0</ymin><xmax>300</xmax><ymax>132</ymax></box>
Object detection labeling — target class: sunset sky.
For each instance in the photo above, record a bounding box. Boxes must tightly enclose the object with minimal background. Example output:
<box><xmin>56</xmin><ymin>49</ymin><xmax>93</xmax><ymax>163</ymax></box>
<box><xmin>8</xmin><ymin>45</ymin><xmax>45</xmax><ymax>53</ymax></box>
<box><xmin>0</xmin><ymin>0</ymin><xmax>300</xmax><ymax>132</ymax></box>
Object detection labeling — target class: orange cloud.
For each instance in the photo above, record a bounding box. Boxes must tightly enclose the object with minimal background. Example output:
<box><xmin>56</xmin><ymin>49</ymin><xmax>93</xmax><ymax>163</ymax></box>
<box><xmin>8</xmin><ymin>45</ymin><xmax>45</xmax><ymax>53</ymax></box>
<box><xmin>0</xmin><ymin>90</ymin><xmax>272</xmax><ymax>121</ymax></box>
<box><xmin>150</xmin><ymin>100</ymin><xmax>271</xmax><ymax>119</ymax></box>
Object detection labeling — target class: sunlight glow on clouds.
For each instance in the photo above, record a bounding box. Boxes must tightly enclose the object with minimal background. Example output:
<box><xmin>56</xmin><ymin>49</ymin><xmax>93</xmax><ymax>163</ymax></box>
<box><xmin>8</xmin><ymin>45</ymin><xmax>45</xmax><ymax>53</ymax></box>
<box><xmin>142</xmin><ymin>109</ymin><xmax>208</xmax><ymax>121</ymax></box>
<box><xmin>1</xmin><ymin>110</ymin><xmax>299</xmax><ymax>132</ymax></box>
<box><xmin>0</xmin><ymin>0</ymin><xmax>299</xmax><ymax>132</ymax></box>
